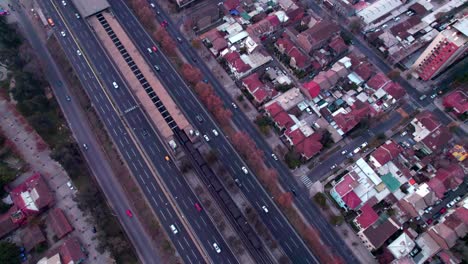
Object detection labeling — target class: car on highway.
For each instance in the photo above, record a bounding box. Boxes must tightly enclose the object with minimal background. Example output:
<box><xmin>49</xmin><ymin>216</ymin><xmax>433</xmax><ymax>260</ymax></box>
<box><xmin>152</xmin><ymin>46</ymin><xmax>158</xmax><ymax>52</ymax></box>
<box><xmin>235</xmin><ymin>178</ymin><xmax>242</xmax><ymax>187</ymax></box>
<box><xmin>212</xmin><ymin>129</ymin><xmax>219</xmax><ymax>136</ymax></box>
<box><xmin>196</xmin><ymin>115</ymin><xmax>203</xmax><ymax>123</ymax></box>
<box><xmin>213</xmin><ymin>243</ymin><xmax>221</xmax><ymax>253</ymax></box>
<box><xmin>203</xmin><ymin>135</ymin><xmax>210</xmax><ymax>142</ymax></box>
<box><xmin>150</xmin><ymin>3</ymin><xmax>155</xmax><ymax>8</ymax></box>
<box><xmin>83</xmin><ymin>143</ymin><xmax>89</xmax><ymax>150</ymax></box>
<box><xmin>75</xmin><ymin>13</ymin><xmax>80</xmax><ymax>19</ymax></box>
<box><xmin>177</xmin><ymin>37</ymin><xmax>182</xmax><ymax>42</ymax></box>
<box><xmin>241</xmin><ymin>166</ymin><xmax>248</xmax><ymax>174</ymax></box>
<box><xmin>164</xmin><ymin>155</ymin><xmax>170</xmax><ymax>161</ymax></box>
<box><xmin>66</xmin><ymin>95</ymin><xmax>71</xmax><ymax>101</ymax></box>
<box><xmin>60</xmin><ymin>31</ymin><xmax>66</xmax><ymax>37</ymax></box>
<box><xmin>231</xmin><ymin>102</ymin><xmax>238</xmax><ymax>109</ymax></box>
<box><xmin>76</xmin><ymin>50</ymin><xmax>82</xmax><ymax>56</ymax></box>
<box><xmin>195</xmin><ymin>202</ymin><xmax>202</xmax><ymax>212</ymax></box>
<box><xmin>203</xmin><ymin>79</ymin><xmax>208</xmax><ymax>83</ymax></box>
<box><xmin>160</xmin><ymin>20</ymin><xmax>168</xmax><ymax>28</ymax></box>
<box><xmin>154</xmin><ymin>65</ymin><xmax>160</xmax><ymax>71</ymax></box>
<box><xmin>156</xmin><ymin>10</ymin><xmax>160</xmax><ymax>15</ymax></box>
<box><xmin>147</xmin><ymin>47</ymin><xmax>152</xmax><ymax>54</ymax></box>
<box><xmin>170</xmin><ymin>224</ymin><xmax>178</xmax><ymax>234</ymax></box>
<box><xmin>126</xmin><ymin>209</ymin><xmax>133</xmax><ymax>217</ymax></box>
<box><xmin>271</xmin><ymin>153</ymin><xmax>278</xmax><ymax>160</ymax></box>
<box><xmin>291</xmin><ymin>188</ymin><xmax>297</xmax><ymax>196</ymax></box>
<box><xmin>62</xmin><ymin>0</ymin><xmax>67</xmax><ymax>6</ymax></box>
<box><xmin>262</xmin><ymin>205</ymin><xmax>269</xmax><ymax>213</ymax></box>
<box><xmin>112</xmin><ymin>82</ymin><xmax>119</xmax><ymax>89</ymax></box>
<box><xmin>66</xmin><ymin>181</ymin><xmax>74</xmax><ymax>190</ymax></box>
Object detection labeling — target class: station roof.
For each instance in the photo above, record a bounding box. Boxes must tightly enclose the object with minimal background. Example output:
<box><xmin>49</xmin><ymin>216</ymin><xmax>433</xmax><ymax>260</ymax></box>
<box><xmin>72</xmin><ymin>0</ymin><xmax>110</xmax><ymax>18</ymax></box>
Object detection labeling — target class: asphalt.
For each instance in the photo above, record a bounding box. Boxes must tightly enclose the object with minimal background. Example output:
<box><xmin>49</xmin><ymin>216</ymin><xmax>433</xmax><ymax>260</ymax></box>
<box><xmin>8</xmin><ymin>3</ymin><xmax>159</xmax><ymax>263</ymax></box>
<box><xmin>104</xmin><ymin>0</ymin><xmax>348</xmax><ymax>262</ymax></box>
<box><xmin>39</xmin><ymin>0</ymin><xmax>241</xmax><ymax>263</ymax></box>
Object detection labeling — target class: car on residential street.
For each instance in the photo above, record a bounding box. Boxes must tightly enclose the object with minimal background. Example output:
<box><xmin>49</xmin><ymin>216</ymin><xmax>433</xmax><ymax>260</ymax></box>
<box><xmin>126</xmin><ymin>209</ymin><xmax>133</xmax><ymax>217</ymax></box>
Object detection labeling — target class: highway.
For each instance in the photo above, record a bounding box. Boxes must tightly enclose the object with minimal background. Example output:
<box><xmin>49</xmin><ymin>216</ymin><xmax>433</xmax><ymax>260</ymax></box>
<box><xmin>10</xmin><ymin>4</ymin><xmax>160</xmax><ymax>263</ymax></box>
<box><xmin>107</xmin><ymin>0</ymin><xmax>333</xmax><ymax>263</ymax></box>
<box><xmin>40</xmin><ymin>0</ymin><xmax>240</xmax><ymax>263</ymax></box>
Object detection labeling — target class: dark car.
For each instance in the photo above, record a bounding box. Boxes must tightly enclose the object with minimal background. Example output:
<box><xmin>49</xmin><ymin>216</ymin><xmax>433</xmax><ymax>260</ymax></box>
<box><xmin>291</xmin><ymin>189</ymin><xmax>297</xmax><ymax>196</ymax></box>
<box><xmin>426</xmin><ymin>218</ymin><xmax>433</xmax><ymax>225</ymax></box>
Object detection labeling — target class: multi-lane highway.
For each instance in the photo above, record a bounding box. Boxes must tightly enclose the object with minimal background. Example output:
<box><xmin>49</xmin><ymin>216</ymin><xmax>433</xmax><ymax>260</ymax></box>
<box><xmin>10</xmin><ymin>4</ymin><xmax>160</xmax><ymax>263</ymax></box>
<box><xmin>107</xmin><ymin>0</ymin><xmax>347</xmax><ymax>263</ymax></box>
<box><xmin>40</xmin><ymin>0</ymin><xmax>241</xmax><ymax>263</ymax></box>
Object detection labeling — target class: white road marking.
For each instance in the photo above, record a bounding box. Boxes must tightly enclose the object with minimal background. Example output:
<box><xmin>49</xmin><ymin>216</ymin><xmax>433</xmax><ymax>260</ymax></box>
<box><xmin>159</xmin><ymin>209</ymin><xmax>166</xmax><ymax>220</ymax></box>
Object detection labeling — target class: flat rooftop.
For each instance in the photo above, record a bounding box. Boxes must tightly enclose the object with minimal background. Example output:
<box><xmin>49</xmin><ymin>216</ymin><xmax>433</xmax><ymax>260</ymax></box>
<box><xmin>72</xmin><ymin>0</ymin><xmax>110</xmax><ymax>18</ymax></box>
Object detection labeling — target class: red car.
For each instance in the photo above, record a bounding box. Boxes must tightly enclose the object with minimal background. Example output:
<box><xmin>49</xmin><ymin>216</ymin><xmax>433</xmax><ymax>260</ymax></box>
<box><xmin>195</xmin><ymin>203</ymin><xmax>202</xmax><ymax>212</ymax></box>
<box><xmin>126</xmin><ymin>209</ymin><xmax>133</xmax><ymax>217</ymax></box>
<box><xmin>426</xmin><ymin>218</ymin><xmax>433</xmax><ymax>225</ymax></box>
<box><xmin>152</xmin><ymin>46</ymin><xmax>158</xmax><ymax>52</ymax></box>
<box><xmin>439</xmin><ymin>207</ymin><xmax>447</xmax><ymax>214</ymax></box>
<box><xmin>160</xmin><ymin>20</ymin><xmax>168</xmax><ymax>28</ymax></box>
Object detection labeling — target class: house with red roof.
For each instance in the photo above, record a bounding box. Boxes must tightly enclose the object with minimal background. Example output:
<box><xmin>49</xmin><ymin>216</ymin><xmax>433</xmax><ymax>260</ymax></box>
<box><xmin>428</xmin><ymin>223</ymin><xmax>458</xmax><ymax>250</ymax></box>
<box><xmin>48</xmin><ymin>208</ymin><xmax>74</xmax><ymax>239</ymax></box>
<box><xmin>353</xmin><ymin>62</ymin><xmax>375</xmax><ymax>82</ymax></box>
<box><xmin>359</xmin><ymin>217</ymin><xmax>400</xmax><ymax>251</ymax></box>
<box><xmin>427</xmin><ymin>165</ymin><xmax>465</xmax><ymax>199</ymax></box>
<box><xmin>366</xmin><ymin>72</ymin><xmax>391</xmax><ymax>91</ymax></box>
<box><xmin>264</xmin><ymin>102</ymin><xmax>294</xmax><ymax>131</ymax></box>
<box><xmin>443</xmin><ymin>90</ymin><xmax>468</xmax><ymax>117</ymax></box>
<box><xmin>383</xmin><ymin>82</ymin><xmax>406</xmax><ymax>101</ymax></box>
<box><xmin>275</xmin><ymin>34</ymin><xmax>310</xmax><ymax>70</ymax></box>
<box><xmin>410</xmin><ymin>111</ymin><xmax>452</xmax><ymax>154</ymax></box>
<box><xmin>295</xmin><ymin>133</ymin><xmax>323</xmax><ymax>160</ymax></box>
<box><xmin>330</xmin><ymin>172</ymin><xmax>362</xmax><ymax>210</ymax></box>
<box><xmin>354</xmin><ymin>202</ymin><xmax>379</xmax><ymax>230</ymax></box>
<box><xmin>328</xmin><ymin>35</ymin><xmax>348</xmax><ymax>56</ymax></box>
<box><xmin>223</xmin><ymin>51</ymin><xmax>252</xmax><ymax>79</ymax></box>
<box><xmin>301</xmin><ymin>81</ymin><xmax>321</xmax><ymax>100</ymax></box>
<box><xmin>333</xmin><ymin>102</ymin><xmax>371</xmax><ymax>135</ymax></box>
<box><xmin>444</xmin><ymin>207</ymin><xmax>468</xmax><ymax>238</ymax></box>
<box><xmin>296</xmin><ymin>20</ymin><xmax>340</xmax><ymax>53</ymax></box>
<box><xmin>369</xmin><ymin>140</ymin><xmax>403</xmax><ymax>168</ymax></box>
<box><xmin>201</xmin><ymin>30</ymin><xmax>228</xmax><ymax>56</ymax></box>
<box><xmin>60</xmin><ymin>237</ymin><xmax>86</xmax><ymax>264</ymax></box>
<box><xmin>247</xmin><ymin>15</ymin><xmax>281</xmax><ymax>40</ymax></box>
<box><xmin>10</xmin><ymin>173</ymin><xmax>54</xmax><ymax>217</ymax></box>
<box><xmin>242</xmin><ymin>73</ymin><xmax>270</xmax><ymax>105</ymax></box>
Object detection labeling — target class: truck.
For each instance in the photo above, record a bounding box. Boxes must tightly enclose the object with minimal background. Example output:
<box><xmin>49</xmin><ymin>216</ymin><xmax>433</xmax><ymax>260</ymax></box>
<box><xmin>47</xmin><ymin>18</ymin><xmax>55</xmax><ymax>27</ymax></box>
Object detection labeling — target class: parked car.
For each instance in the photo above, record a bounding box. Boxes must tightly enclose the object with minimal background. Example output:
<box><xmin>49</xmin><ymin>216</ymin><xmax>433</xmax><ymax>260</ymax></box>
<box><xmin>203</xmin><ymin>135</ymin><xmax>210</xmax><ymax>142</ymax></box>
<box><xmin>212</xmin><ymin>129</ymin><xmax>219</xmax><ymax>136</ymax></box>
<box><xmin>262</xmin><ymin>205</ymin><xmax>269</xmax><ymax>213</ymax></box>
<box><xmin>170</xmin><ymin>224</ymin><xmax>178</xmax><ymax>234</ymax></box>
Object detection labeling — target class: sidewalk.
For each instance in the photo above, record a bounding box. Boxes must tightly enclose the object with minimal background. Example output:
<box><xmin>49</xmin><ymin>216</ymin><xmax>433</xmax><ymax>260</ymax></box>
<box><xmin>0</xmin><ymin>95</ymin><xmax>111</xmax><ymax>262</ymax></box>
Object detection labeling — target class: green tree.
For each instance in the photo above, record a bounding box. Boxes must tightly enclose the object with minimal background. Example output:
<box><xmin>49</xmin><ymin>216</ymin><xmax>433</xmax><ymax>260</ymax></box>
<box><xmin>313</xmin><ymin>192</ymin><xmax>328</xmax><ymax>209</ymax></box>
<box><xmin>0</xmin><ymin>241</ymin><xmax>21</xmax><ymax>264</ymax></box>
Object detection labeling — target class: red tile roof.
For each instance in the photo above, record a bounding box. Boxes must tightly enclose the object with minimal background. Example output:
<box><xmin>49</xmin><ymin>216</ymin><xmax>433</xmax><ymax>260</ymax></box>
<box><xmin>355</xmin><ymin>202</ymin><xmax>379</xmax><ymax>229</ymax></box>
<box><xmin>334</xmin><ymin>173</ymin><xmax>359</xmax><ymax>197</ymax></box>
<box><xmin>285</xmin><ymin>7</ymin><xmax>305</xmax><ymax>24</ymax></box>
<box><xmin>273</xmin><ymin>111</ymin><xmax>294</xmax><ymax>129</ymax></box>
<box><xmin>453</xmin><ymin>207</ymin><xmax>468</xmax><ymax>224</ymax></box>
<box><xmin>11</xmin><ymin>173</ymin><xmax>54</xmax><ymax>216</ymax></box>
<box><xmin>342</xmin><ymin>191</ymin><xmax>362</xmax><ymax>210</ymax></box>
<box><xmin>366</xmin><ymin>72</ymin><xmax>390</xmax><ymax>90</ymax></box>
<box><xmin>296</xmin><ymin>133</ymin><xmax>323</xmax><ymax>159</ymax></box>
<box><xmin>48</xmin><ymin>208</ymin><xmax>74</xmax><ymax>239</ymax></box>
<box><xmin>252</xmin><ymin>88</ymin><xmax>269</xmax><ymax>104</ymax></box>
<box><xmin>383</xmin><ymin>82</ymin><xmax>406</xmax><ymax>99</ymax></box>
<box><xmin>242</xmin><ymin>73</ymin><xmax>263</xmax><ymax>93</ymax></box>
<box><xmin>248</xmin><ymin>15</ymin><xmax>281</xmax><ymax>37</ymax></box>
<box><xmin>302</xmin><ymin>81</ymin><xmax>321</xmax><ymax>98</ymax></box>
<box><xmin>224</xmin><ymin>0</ymin><xmax>240</xmax><ymax>10</ymax></box>
<box><xmin>371</xmin><ymin>140</ymin><xmax>402</xmax><ymax>166</ymax></box>
<box><xmin>328</xmin><ymin>36</ymin><xmax>348</xmax><ymax>54</ymax></box>
<box><xmin>285</xmin><ymin>127</ymin><xmax>307</xmax><ymax>146</ymax></box>
<box><xmin>362</xmin><ymin>218</ymin><xmax>399</xmax><ymax>249</ymax></box>
<box><xmin>421</xmin><ymin>126</ymin><xmax>452</xmax><ymax>151</ymax></box>
<box><xmin>264</xmin><ymin>102</ymin><xmax>283</xmax><ymax>117</ymax></box>
<box><xmin>60</xmin><ymin>237</ymin><xmax>86</xmax><ymax>264</ymax></box>
<box><xmin>289</xmin><ymin>47</ymin><xmax>309</xmax><ymax>69</ymax></box>
<box><xmin>417</xmin><ymin>111</ymin><xmax>440</xmax><ymax>131</ymax></box>
<box><xmin>390</xmin><ymin>16</ymin><xmax>421</xmax><ymax>40</ymax></box>
<box><xmin>354</xmin><ymin>62</ymin><xmax>374</xmax><ymax>81</ymax></box>
<box><xmin>297</xmin><ymin>20</ymin><xmax>340</xmax><ymax>51</ymax></box>
<box><xmin>443</xmin><ymin>90</ymin><xmax>468</xmax><ymax>115</ymax></box>
<box><xmin>225</xmin><ymin>52</ymin><xmax>251</xmax><ymax>73</ymax></box>
<box><xmin>428</xmin><ymin>164</ymin><xmax>464</xmax><ymax>198</ymax></box>
<box><xmin>417</xmin><ymin>41</ymin><xmax>460</xmax><ymax>81</ymax></box>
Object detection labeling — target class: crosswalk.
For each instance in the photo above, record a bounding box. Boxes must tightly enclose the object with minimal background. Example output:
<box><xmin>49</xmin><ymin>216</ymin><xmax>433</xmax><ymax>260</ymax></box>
<box><xmin>300</xmin><ymin>175</ymin><xmax>313</xmax><ymax>189</ymax></box>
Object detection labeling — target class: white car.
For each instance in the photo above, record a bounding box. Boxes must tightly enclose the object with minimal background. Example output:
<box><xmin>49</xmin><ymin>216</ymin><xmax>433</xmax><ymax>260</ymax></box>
<box><xmin>231</xmin><ymin>102</ymin><xmax>238</xmax><ymax>109</ymax></box>
<box><xmin>341</xmin><ymin>150</ymin><xmax>347</xmax><ymax>155</ymax></box>
<box><xmin>212</xmin><ymin>129</ymin><xmax>219</xmax><ymax>136</ymax></box>
<box><xmin>241</xmin><ymin>166</ymin><xmax>248</xmax><ymax>174</ymax></box>
<box><xmin>112</xmin><ymin>82</ymin><xmax>119</xmax><ymax>88</ymax></box>
<box><xmin>401</xmin><ymin>131</ymin><xmax>408</xmax><ymax>137</ymax></box>
<box><xmin>66</xmin><ymin>181</ymin><xmax>74</xmax><ymax>190</ymax></box>
<box><xmin>213</xmin><ymin>243</ymin><xmax>221</xmax><ymax>253</ymax></box>
<box><xmin>62</xmin><ymin>0</ymin><xmax>67</xmax><ymax>6</ymax></box>
<box><xmin>271</xmin><ymin>153</ymin><xmax>278</xmax><ymax>160</ymax></box>
<box><xmin>262</xmin><ymin>205</ymin><xmax>269</xmax><ymax>213</ymax></box>
<box><xmin>150</xmin><ymin>3</ymin><xmax>155</xmax><ymax>8</ymax></box>
<box><xmin>75</xmin><ymin>13</ymin><xmax>80</xmax><ymax>19</ymax></box>
<box><xmin>76</xmin><ymin>50</ymin><xmax>82</xmax><ymax>56</ymax></box>
<box><xmin>147</xmin><ymin>47</ymin><xmax>153</xmax><ymax>53</ymax></box>
<box><xmin>361</xmin><ymin>142</ymin><xmax>368</xmax><ymax>148</ymax></box>
<box><xmin>60</xmin><ymin>31</ymin><xmax>66</xmax><ymax>37</ymax></box>
<box><xmin>353</xmin><ymin>147</ymin><xmax>361</xmax><ymax>154</ymax></box>
<box><xmin>170</xmin><ymin>224</ymin><xmax>178</xmax><ymax>234</ymax></box>
<box><xmin>330</xmin><ymin>164</ymin><xmax>337</xmax><ymax>170</ymax></box>
<box><xmin>203</xmin><ymin>135</ymin><xmax>210</xmax><ymax>142</ymax></box>
<box><xmin>83</xmin><ymin>143</ymin><xmax>88</xmax><ymax>150</ymax></box>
